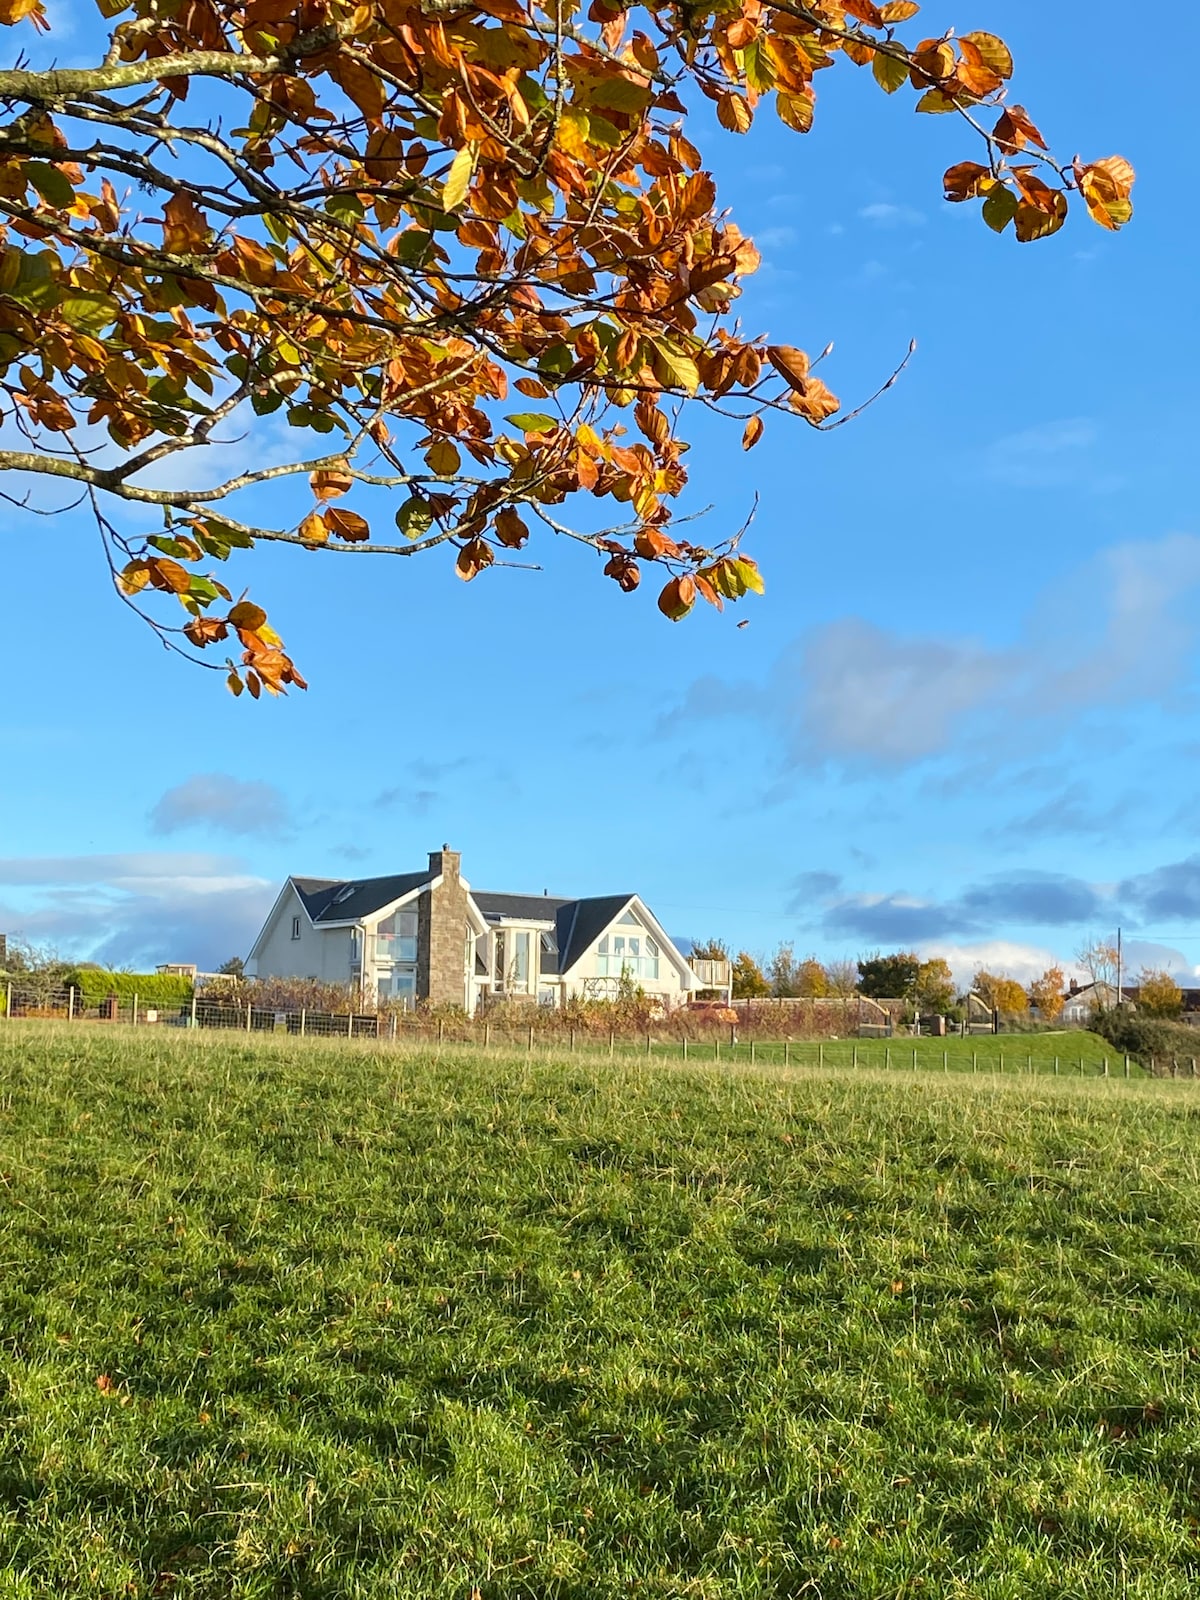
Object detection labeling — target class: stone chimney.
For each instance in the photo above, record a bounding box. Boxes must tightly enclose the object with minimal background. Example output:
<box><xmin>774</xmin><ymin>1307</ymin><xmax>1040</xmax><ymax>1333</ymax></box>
<box><xmin>417</xmin><ymin>846</ymin><xmax>469</xmax><ymax>1007</ymax></box>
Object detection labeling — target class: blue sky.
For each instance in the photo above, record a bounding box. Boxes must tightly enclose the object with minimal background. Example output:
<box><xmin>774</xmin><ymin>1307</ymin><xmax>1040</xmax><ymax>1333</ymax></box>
<box><xmin>3</xmin><ymin>0</ymin><xmax>1198</xmax><ymax>984</ymax></box>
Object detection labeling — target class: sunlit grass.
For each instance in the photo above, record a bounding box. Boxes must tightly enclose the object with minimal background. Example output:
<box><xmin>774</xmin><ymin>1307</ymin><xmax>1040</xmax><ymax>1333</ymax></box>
<box><xmin>1</xmin><ymin>1023</ymin><xmax>1198</xmax><ymax>1598</ymax></box>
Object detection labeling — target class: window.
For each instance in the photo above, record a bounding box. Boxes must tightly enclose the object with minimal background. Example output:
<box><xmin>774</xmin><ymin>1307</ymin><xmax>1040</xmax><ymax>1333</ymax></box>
<box><xmin>618</xmin><ymin>909</ymin><xmax>641</xmax><ymax>925</ymax></box>
<box><xmin>494</xmin><ymin>927</ymin><xmax>531</xmax><ymax>991</ymax></box>
<box><xmin>291</xmin><ymin>916</ymin><xmax>301</xmax><ymax>940</ymax></box>
<box><xmin>380</xmin><ymin>969</ymin><xmax>417</xmax><ymax>1008</ymax></box>
<box><xmin>597</xmin><ymin>932</ymin><xmax>659</xmax><ymax>981</ymax></box>
<box><xmin>377</xmin><ymin>909</ymin><xmax>418</xmax><ymax>964</ymax></box>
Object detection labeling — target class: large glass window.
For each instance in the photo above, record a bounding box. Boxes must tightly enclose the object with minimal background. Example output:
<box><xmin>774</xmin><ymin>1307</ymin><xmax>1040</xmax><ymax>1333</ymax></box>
<box><xmin>597</xmin><ymin>933</ymin><xmax>659</xmax><ymax>980</ymax></box>
<box><xmin>377</xmin><ymin>909</ymin><xmax>418</xmax><ymax>964</ymax></box>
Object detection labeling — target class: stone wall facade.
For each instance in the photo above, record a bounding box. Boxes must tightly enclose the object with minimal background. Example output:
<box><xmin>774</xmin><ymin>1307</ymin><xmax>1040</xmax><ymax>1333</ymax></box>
<box><xmin>417</xmin><ymin>846</ymin><xmax>469</xmax><ymax>1007</ymax></box>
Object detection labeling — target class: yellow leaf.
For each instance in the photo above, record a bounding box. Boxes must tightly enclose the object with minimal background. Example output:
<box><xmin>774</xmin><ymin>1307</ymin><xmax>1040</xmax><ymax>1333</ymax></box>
<box><xmin>426</xmin><ymin>438</ymin><xmax>462</xmax><ymax>476</ymax></box>
<box><xmin>441</xmin><ymin>145</ymin><xmax>475</xmax><ymax>213</ymax></box>
<box><xmin>872</xmin><ymin>50</ymin><xmax>909</xmax><ymax>94</ymax></box>
<box><xmin>960</xmin><ymin>31</ymin><xmax>1013</xmax><ymax>80</ymax></box>
<box><xmin>717</xmin><ymin>93</ymin><xmax>753</xmax><ymax>134</ymax></box>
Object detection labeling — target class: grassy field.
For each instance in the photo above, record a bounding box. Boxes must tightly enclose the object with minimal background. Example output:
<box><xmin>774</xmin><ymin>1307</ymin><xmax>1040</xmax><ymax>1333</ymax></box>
<box><xmin>2</xmin><ymin>1024</ymin><xmax>1199</xmax><ymax>1599</ymax></box>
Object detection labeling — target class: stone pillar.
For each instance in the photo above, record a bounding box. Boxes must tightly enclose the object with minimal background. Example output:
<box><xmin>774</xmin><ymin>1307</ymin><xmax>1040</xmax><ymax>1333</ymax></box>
<box><xmin>417</xmin><ymin>846</ymin><xmax>469</xmax><ymax>1008</ymax></box>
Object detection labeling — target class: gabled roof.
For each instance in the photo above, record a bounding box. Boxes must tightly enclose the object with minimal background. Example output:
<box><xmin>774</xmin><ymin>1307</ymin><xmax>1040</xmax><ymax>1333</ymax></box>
<box><xmin>292</xmin><ymin>877</ymin><xmax>341</xmax><ymax>921</ymax></box>
<box><xmin>303</xmin><ymin>871</ymin><xmax>431</xmax><ymax>924</ymax></box>
<box><xmin>556</xmin><ymin>895</ymin><xmax>637</xmax><ymax>976</ymax></box>
<box><xmin>473</xmin><ymin>891</ymin><xmax>570</xmax><ymax>923</ymax></box>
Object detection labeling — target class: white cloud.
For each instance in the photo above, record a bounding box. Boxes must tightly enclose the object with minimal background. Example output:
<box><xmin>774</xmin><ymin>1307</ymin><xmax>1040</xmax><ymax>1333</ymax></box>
<box><xmin>0</xmin><ymin>852</ymin><xmax>273</xmax><ymax>969</ymax></box>
<box><xmin>984</xmin><ymin>418</ymin><xmax>1121</xmax><ymax>491</ymax></box>
<box><xmin>918</xmin><ymin>939</ymin><xmax>1073</xmax><ymax>989</ymax></box>
<box><xmin>859</xmin><ymin>203</ymin><xmax>926</xmax><ymax>228</ymax></box>
<box><xmin>782</xmin><ymin>532</ymin><xmax>1200</xmax><ymax>767</ymax></box>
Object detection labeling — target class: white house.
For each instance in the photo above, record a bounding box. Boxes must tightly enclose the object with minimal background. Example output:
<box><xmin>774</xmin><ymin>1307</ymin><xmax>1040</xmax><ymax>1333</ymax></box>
<box><xmin>248</xmin><ymin>846</ymin><xmax>711</xmax><ymax>1010</ymax></box>
<box><xmin>1061</xmin><ymin>980</ymin><xmax>1121</xmax><ymax>1024</ymax></box>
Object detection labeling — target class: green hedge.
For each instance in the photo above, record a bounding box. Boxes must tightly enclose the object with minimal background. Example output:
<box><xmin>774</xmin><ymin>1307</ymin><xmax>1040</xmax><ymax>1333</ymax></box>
<box><xmin>62</xmin><ymin>970</ymin><xmax>194</xmax><ymax>1008</ymax></box>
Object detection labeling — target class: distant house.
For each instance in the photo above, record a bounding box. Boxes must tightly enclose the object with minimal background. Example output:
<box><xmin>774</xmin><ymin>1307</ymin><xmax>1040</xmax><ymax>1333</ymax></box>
<box><xmin>1061</xmin><ymin>979</ymin><xmax>1121</xmax><ymax>1024</ymax></box>
<box><xmin>248</xmin><ymin>846</ymin><xmax>710</xmax><ymax>1010</ymax></box>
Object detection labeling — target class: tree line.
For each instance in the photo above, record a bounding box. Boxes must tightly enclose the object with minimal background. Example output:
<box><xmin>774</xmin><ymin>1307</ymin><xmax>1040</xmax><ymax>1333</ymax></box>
<box><xmin>691</xmin><ymin>939</ymin><xmax>1188</xmax><ymax>1019</ymax></box>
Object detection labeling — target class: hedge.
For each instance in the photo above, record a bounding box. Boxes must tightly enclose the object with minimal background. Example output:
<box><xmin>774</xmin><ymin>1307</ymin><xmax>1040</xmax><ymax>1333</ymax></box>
<box><xmin>61</xmin><ymin>970</ymin><xmax>194</xmax><ymax>1008</ymax></box>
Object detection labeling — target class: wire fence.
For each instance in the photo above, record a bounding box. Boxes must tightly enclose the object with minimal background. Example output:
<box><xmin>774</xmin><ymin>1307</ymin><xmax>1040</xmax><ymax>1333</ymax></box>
<box><xmin>0</xmin><ymin>983</ymin><xmax>1179</xmax><ymax>1078</ymax></box>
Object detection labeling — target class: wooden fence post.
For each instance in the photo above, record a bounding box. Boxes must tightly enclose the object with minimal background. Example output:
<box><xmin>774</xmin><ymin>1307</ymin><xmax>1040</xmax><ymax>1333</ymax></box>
<box><xmin>4</xmin><ymin>983</ymin><xmax>9</xmax><ymax>1020</ymax></box>
<box><xmin>132</xmin><ymin>993</ymin><xmax>138</xmax><ymax>1027</ymax></box>
<box><xmin>67</xmin><ymin>986</ymin><xmax>74</xmax><ymax>1022</ymax></box>
<box><xmin>527</xmin><ymin>1023</ymin><xmax>533</xmax><ymax>1052</ymax></box>
<box><xmin>347</xmin><ymin>1013</ymin><xmax>353</xmax><ymax>1039</ymax></box>
<box><xmin>784</xmin><ymin>1041</ymin><xmax>790</xmax><ymax>1067</ymax></box>
<box><xmin>608</xmin><ymin>1029</ymin><xmax>614</xmax><ymax>1057</ymax></box>
<box><xmin>1124</xmin><ymin>1055</ymin><xmax>1130</xmax><ymax>1078</ymax></box>
<box><xmin>646</xmin><ymin>1032</ymin><xmax>652</xmax><ymax>1056</ymax></box>
<box><xmin>300</xmin><ymin>1008</ymin><xmax>306</xmax><ymax>1037</ymax></box>
<box><xmin>484</xmin><ymin>1021</ymin><xmax>491</xmax><ymax>1048</ymax></box>
<box><xmin>682</xmin><ymin>1036</ymin><xmax>688</xmax><ymax>1062</ymax></box>
<box><xmin>190</xmin><ymin>994</ymin><xmax>197</xmax><ymax>1030</ymax></box>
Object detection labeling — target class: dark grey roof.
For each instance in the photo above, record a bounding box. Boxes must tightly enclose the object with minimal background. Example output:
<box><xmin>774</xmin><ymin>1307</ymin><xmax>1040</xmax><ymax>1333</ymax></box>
<box><xmin>299</xmin><ymin>871</ymin><xmax>431</xmax><ymax>924</ymax></box>
<box><xmin>473</xmin><ymin>892</ymin><xmax>569</xmax><ymax>923</ymax></box>
<box><xmin>556</xmin><ymin>895</ymin><xmax>635</xmax><ymax>975</ymax></box>
<box><xmin>292</xmin><ymin>876</ymin><xmax>659</xmax><ymax>980</ymax></box>
<box><xmin>292</xmin><ymin>877</ymin><xmax>341</xmax><ymax>920</ymax></box>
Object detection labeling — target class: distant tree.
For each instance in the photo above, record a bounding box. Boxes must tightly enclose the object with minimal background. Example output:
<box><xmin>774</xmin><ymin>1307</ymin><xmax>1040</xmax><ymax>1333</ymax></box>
<box><xmin>1076</xmin><ymin>939</ymin><xmax>1120</xmax><ymax>990</ymax></box>
<box><xmin>973</xmin><ymin>970</ymin><xmax>1029</xmax><ymax>1015</ymax></box>
<box><xmin>218</xmin><ymin>955</ymin><xmax>246</xmax><ymax>978</ymax></box>
<box><xmin>767</xmin><ymin>942</ymin><xmax>800</xmax><ymax>999</ymax></box>
<box><xmin>824</xmin><ymin>959</ymin><xmax>860</xmax><ymax>999</ymax></box>
<box><xmin>689</xmin><ymin>938</ymin><xmax>730</xmax><ymax>963</ymax></box>
<box><xmin>857</xmin><ymin>952</ymin><xmax>920</xmax><ymax>1000</ymax></box>
<box><xmin>914</xmin><ymin>958</ymin><xmax>955</xmax><ymax>1014</ymax></box>
<box><xmin>1028</xmin><ymin>966</ymin><xmax>1065</xmax><ymax>1021</ymax></box>
<box><xmin>732</xmin><ymin>951</ymin><xmax>771</xmax><ymax>1000</ymax></box>
<box><xmin>796</xmin><ymin>957</ymin><xmax>829</xmax><ymax>999</ymax></box>
<box><xmin>1137</xmin><ymin>968</ymin><xmax>1183</xmax><ymax>1017</ymax></box>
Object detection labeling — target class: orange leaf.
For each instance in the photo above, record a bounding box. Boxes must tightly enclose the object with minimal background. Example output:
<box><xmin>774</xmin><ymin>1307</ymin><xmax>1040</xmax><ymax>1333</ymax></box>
<box><xmin>717</xmin><ymin>93</ymin><xmax>753</xmax><ymax>134</ymax></box>
<box><xmin>162</xmin><ymin>193</ymin><xmax>210</xmax><ymax>255</ymax></box>
<box><xmin>742</xmin><ymin>415</ymin><xmax>764</xmax><ymax>449</ymax></box>
<box><xmin>310</xmin><ymin>467</ymin><xmax>353</xmax><ymax>499</ymax></box>
<box><xmin>325</xmin><ymin>508</ymin><xmax>370</xmax><ymax>542</ymax></box>
<box><xmin>943</xmin><ymin>161</ymin><xmax>991</xmax><ymax>202</ymax></box>
<box><xmin>456</xmin><ymin>538</ymin><xmax>494</xmax><ymax>580</ymax></box>
<box><xmin>993</xmin><ymin>104</ymin><xmax>1046</xmax><ymax>153</ymax></box>
<box><xmin>657</xmin><ymin>574</ymin><xmax>696</xmax><ymax>621</ymax></box>
<box><xmin>298</xmin><ymin>510</ymin><xmax>328</xmax><ymax>545</ymax></box>
<box><xmin>229</xmin><ymin>600</ymin><xmax>267</xmax><ymax>630</ymax></box>
<box><xmin>766</xmin><ymin>344</ymin><xmax>810</xmax><ymax>391</ymax></box>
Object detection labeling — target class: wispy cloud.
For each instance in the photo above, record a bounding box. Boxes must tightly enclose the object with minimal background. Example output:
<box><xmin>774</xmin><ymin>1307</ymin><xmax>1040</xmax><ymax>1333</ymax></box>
<box><xmin>984</xmin><ymin>417</ymin><xmax>1122</xmax><ymax>491</ymax></box>
<box><xmin>859</xmin><ymin>202</ymin><xmax>925</xmax><ymax>228</ymax></box>
<box><xmin>150</xmin><ymin>774</ymin><xmax>291</xmax><ymax>838</ymax></box>
<box><xmin>678</xmin><ymin>532</ymin><xmax>1200</xmax><ymax>771</ymax></box>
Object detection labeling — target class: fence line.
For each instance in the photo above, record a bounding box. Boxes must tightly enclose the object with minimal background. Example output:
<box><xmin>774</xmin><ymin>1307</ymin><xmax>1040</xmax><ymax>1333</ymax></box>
<box><xmin>0</xmin><ymin>985</ymin><xmax>1158</xmax><ymax>1079</ymax></box>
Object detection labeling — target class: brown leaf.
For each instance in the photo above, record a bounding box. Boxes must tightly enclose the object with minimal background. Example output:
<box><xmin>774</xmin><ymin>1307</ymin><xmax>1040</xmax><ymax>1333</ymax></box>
<box><xmin>657</xmin><ymin>574</ymin><xmax>696</xmax><ymax>620</ymax></box>
<box><xmin>742</xmin><ymin>414</ymin><xmax>764</xmax><ymax>449</ymax></box>
<box><xmin>494</xmin><ymin>507</ymin><xmax>529</xmax><ymax>548</ymax></box>
<box><xmin>456</xmin><ymin>538</ymin><xmax>494</xmax><ymax>581</ymax></box>
<box><xmin>324</xmin><ymin>508</ymin><xmax>370</xmax><ymax>542</ymax></box>
<box><xmin>310</xmin><ymin>467</ymin><xmax>353</xmax><ymax>500</ymax></box>
<box><xmin>766</xmin><ymin>344</ymin><xmax>810</xmax><ymax>391</ymax></box>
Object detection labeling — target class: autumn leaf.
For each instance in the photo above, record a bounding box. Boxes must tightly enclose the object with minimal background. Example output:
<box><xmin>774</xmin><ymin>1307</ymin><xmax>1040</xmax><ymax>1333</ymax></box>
<box><xmin>717</xmin><ymin>93</ymin><xmax>753</xmax><ymax>134</ymax></box>
<box><xmin>871</xmin><ymin>52</ymin><xmax>909</xmax><ymax>95</ymax></box>
<box><xmin>324</xmin><ymin>508</ymin><xmax>370</xmax><ymax>541</ymax></box>
<box><xmin>456</xmin><ymin>539</ymin><xmax>494</xmax><ymax>580</ymax></box>
<box><xmin>742</xmin><ymin>415</ymin><xmax>764</xmax><ymax>449</ymax></box>
<box><xmin>162</xmin><ymin>193</ymin><xmax>211</xmax><ymax>254</ymax></box>
<box><xmin>658</xmin><ymin>575</ymin><xmax>696</xmax><ymax>621</ymax></box>
<box><xmin>310</xmin><ymin>467</ymin><xmax>353</xmax><ymax>499</ymax></box>
<box><xmin>766</xmin><ymin>344</ymin><xmax>810</xmax><ymax>391</ymax></box>
<box><xmin>494</xmin><ymin>507</ymin><xmax>529</xmax><ymax>548</ymax></box>
<box><xmin>442</xmin><ymin>146</ymin><xmax>476</xmax><ymax>212</ymax></box>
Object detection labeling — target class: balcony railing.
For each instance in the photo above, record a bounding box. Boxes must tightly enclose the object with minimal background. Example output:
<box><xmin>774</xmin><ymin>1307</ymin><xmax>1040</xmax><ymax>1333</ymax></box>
<box><xmin>689</xmin><ymin>958</ymin><xmax>732</xmax><ymax>990</ymax></box>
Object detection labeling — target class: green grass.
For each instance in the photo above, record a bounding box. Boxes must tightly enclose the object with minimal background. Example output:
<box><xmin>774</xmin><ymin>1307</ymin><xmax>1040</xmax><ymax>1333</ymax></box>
<box><xmin>2</xmin><ymin>1023</ymin><xmax>1200</xmax><ymax>1599</ymax></box>
<box><xmin>652</xmin><ymin>1030</ymin><xmax>1134</xmax><ymax>1076</ymax></box>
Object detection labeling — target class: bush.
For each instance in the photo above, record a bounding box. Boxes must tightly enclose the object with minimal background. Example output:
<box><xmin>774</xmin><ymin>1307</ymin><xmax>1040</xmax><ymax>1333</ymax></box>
<box><xmin>1092</xmin><ymin>1007</ymin><xmax>1200</xmax><ymax>1073</ymax></box>
<box><xmin>62</xmin><ymin>970</ymin><xmax>194</xmax><ymax>1008</ymax></box>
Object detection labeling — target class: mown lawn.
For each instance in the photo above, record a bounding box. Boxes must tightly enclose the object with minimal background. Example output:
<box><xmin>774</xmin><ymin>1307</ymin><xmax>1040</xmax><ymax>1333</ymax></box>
<box><xmin>1</xmin><ymin>1023</ymin><xmax>1199</xmax><ymax>1599</ymax></box>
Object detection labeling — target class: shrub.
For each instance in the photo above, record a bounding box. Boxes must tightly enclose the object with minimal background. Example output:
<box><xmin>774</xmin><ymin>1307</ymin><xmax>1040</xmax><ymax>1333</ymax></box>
<box><xmin>63</xmin><ymin>970</ymin><xmax>194</xmax><ymax>1008</ymax></box>
<box><xmin>1092</xmin><ymin>1007</ymin><xmax>1200</xmax><ymax>1073</ymax></box>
